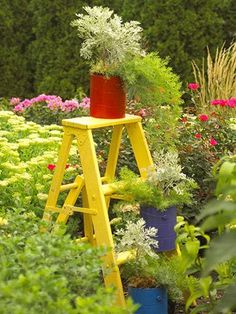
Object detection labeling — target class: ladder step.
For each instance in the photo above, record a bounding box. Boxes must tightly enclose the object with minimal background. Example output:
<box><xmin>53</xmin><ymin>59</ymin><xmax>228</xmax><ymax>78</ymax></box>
<box><xmin>64</xmin><ymin>205</ymin><xmax>97</xmax><ymax>215</ymax></box>
<box><xmin>60</xmin><ymin>182</ymin><xmax>79</xmax><ymax>192</ymax></box>
<box><xmin>75</xmin><ymin>234</ymin><xmax>96</xmax><ymax>243</ymax></box>
<box><xmin>116</xmin><ymin>250</ymin><xmax>136</xmax><ymax>265</ymax></box>
<box><xmin>45</xmin><ymin>205</ymin><xmax>97</xmax><ymax>215</ymax></box>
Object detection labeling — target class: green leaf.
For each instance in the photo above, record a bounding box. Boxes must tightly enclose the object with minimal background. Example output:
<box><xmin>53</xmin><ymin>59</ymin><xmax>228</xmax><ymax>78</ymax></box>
<box><xmin>197</xmin><ymin>200</ymin><xmax>236</xmax><ymax>222</ymax></box>
<box><xmin>202</xmin><ymin>230</ymin><xmax>236</xmax><ymax>275</ymax></box>
<box><xmin>201</xmin><ymin>210</ymin><xmax>236</xmax><ymax>231</ymax></box>
<box><xmin>213</xmin><ymin>283</ymin><xmax>236</xmax><ymax>314</ymax></box>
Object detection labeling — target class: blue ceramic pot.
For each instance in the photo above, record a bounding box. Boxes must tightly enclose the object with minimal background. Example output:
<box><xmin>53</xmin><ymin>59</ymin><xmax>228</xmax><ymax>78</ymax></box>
<box><xmin>140</xmin><ymin>206</ymin><xmax>177</xmax><ymax>252</ymax></box>
<box><xmin>128</xmin><ymin>286</ymin><xmax>168</xmax><ymax>314</ymax></box>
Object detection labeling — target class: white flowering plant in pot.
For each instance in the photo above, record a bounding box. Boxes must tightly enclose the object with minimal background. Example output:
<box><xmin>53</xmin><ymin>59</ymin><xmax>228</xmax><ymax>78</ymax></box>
<box><xmin>71</xmin><ymin>6</ymin><xmax>143</xmax><ymax>75</ymax></box>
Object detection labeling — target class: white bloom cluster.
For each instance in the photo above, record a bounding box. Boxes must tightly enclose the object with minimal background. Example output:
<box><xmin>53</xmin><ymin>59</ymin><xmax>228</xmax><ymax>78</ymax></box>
<box><xmin>71</xmin><ymin>6</ymin><xmax>143</xmax><ymax>69</ymax></box>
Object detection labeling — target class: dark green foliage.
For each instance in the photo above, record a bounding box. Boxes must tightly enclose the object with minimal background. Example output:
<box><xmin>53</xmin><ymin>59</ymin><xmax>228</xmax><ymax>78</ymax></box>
<box><xmin>0</xmin><ymin>0</ymin><xmax>34</xmax><ymax>98</ymax></box>
<box><xmin>28</xmin><ymin>0</ymin><xmax>90</xmax><ymax>99</ymax></box>
<box><xmin>0</xmin><ymin>0</ymin><xmax>234</xmax><ymax>97</ymax></box>
<box><xmin>119</xmin><ymin>0</ymin><xmax>230</xmax><ymax>82</ymax></box>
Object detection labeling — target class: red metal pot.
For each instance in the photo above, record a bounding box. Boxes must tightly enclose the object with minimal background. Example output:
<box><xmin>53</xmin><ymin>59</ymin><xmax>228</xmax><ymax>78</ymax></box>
<box><xmin>90</xmin><ymin>74</ymin><xmax>126</xmax><ymax>119</ymax></box>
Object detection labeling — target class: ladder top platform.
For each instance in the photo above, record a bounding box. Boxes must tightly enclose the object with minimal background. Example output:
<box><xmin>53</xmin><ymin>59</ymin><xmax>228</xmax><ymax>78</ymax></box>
<box><xmin>62</xmin><ymin>114</ymin><xmax>141</xmax><ymax>129</ymax></box>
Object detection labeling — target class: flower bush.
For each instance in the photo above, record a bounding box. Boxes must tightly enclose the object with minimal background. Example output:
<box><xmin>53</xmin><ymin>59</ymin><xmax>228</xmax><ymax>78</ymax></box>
<box><xmin>177</xmin><ymin>83</ymin><xmax>236</xmax><ymax>218</ymax></box>
<box><xmin>8</xmin><ymin>94</ymin><xmax>90</xmax><ymax>125</ymax></box>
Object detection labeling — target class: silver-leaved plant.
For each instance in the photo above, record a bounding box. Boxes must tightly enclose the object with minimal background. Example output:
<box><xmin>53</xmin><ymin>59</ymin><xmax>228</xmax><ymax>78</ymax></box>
<box><xmin>71</xmin><ymin>6</ymin><xmax>143</xmax><ymax>74</ymax></box>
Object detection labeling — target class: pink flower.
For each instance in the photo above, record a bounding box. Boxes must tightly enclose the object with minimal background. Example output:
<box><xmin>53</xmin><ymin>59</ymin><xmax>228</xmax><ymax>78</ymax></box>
<box><xmin>194</xmin><ymin>133</ymin><xmax>202</xmax><ymax>139</ymax></box>
<box><xmin>79</xmin><ymin>97</ymin><xmax>90</xmax><ymax>109</ymax></box>
<box><xmin>188</xmin><ymin>83</ymin><xmax>200</xmax><ymax>90</ymax></box>
<box><xmin>209</xmin><ymin>138</ymin><xmax>217</xmax><ymax>146</ymax></box>
<box><xmin>227</xmin><ymin>98</ymin><xmax>236</xmax><ymax>108</ymax></box>
<box><xmin>47</xmin><ymin>164</ymin><xmax>56</xmax><ymax>171</ymax></box>
<box><xmin>138</xmin><ymin>109</ymin><xmax>147</xmax><ymax>117</ymax></box>
<box><xmin>199</xmin><ymin>114</ymin><xmax>209</xmax><ymax>122</ymax></box>
<box><xmin>10</xmin><ymin>97</ymin><xmax>20</xmax><ymax>105</ymax></box>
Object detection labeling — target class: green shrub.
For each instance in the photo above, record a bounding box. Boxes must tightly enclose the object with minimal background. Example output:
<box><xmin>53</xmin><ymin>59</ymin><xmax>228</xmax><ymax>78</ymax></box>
<box><xmin>0</xmin><ymin>211</ymin><xmax>136</xmax><ymax>313</ymax></box>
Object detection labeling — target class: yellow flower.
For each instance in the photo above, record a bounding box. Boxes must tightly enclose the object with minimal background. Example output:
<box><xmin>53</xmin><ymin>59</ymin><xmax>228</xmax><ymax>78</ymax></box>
<box><xmin>0</xmin><ymin>217</ymin><xmax>8</xmax><ymax>225</ymax></box>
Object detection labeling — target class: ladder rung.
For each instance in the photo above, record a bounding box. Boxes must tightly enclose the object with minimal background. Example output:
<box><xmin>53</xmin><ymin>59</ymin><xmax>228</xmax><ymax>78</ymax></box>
<box><xmin>46</xmin><ymin>205</ymin><xmax>97</xmax><ymax>216</ymax></box>
<box><xmin>64</xmin><ymin>205</ymin><xmax>97</xmax><ymax>215</ymax></box>
<box><xmin>75</xmin><ymin>234</ymin><xmax>96</xmax><ymax>243</ymax></box>
<box><xmin>116</xmin><ymin>250</ymin><xmax>136</xmax><ymax>265</ymax></box>
<box><xmin>60</xmin><ymin>182</ymin><xmax>79</xmax><ymax>192</ymax></box>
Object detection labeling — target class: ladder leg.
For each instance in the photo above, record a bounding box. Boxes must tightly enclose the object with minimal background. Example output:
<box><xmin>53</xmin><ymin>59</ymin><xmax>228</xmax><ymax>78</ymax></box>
<box><xmin>104</xmin><ymin>125</ymin><xmax>123</xmax><ymax>207</ymax></box>
<box><xmin>43</xmin><ymin>131</ymin><xmax>73</xmax><ymax>222</ymax></box>
<box><xmin>126</xmin><ymin>121</ymin><xmax>154</xmax><ymax>178</ymax></box>
<box><xmin>82</xmin><ymin>186</ymin><xmax>95</xmax><ymax>246</ymax></box>
<box><xmin>75</xmin><ymin>129</ymin><xmax>125</xmax><ymax>307</ymax></box>
<box><xmin>55</xmin><ymin>175</ymin><xmax>84</xmax><ymax>224</ymax></box>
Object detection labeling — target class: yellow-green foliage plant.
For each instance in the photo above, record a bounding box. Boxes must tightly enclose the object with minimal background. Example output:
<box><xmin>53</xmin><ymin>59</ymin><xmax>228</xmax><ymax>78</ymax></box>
<box><xmin>192</xmin><ymin>42</ymin><xmax>236</xmax><ymax>115</ymax></box>
<box><xmin>0</xmin><ymin>111</ymin><xmax>79</xmax><ymax>215</ymax></box>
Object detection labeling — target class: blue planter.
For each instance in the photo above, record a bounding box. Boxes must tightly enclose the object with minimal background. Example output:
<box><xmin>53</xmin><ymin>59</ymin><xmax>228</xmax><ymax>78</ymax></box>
<box><xmin>140</xmin><ymin>206</ymin><xmax>177</xmax><ymax>252</ymax></box>
<box><xmin>128</xmin><ymin>286</ymin><xmax>168</xmax><ymax>314</ymax></box>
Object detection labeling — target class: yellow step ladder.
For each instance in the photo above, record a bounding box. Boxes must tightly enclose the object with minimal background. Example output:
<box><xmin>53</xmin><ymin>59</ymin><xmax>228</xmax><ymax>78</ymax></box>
<box><xmin>42</xmin><ymin>114</ymin><xmax>153</xmax><ymax>306</ymax></box>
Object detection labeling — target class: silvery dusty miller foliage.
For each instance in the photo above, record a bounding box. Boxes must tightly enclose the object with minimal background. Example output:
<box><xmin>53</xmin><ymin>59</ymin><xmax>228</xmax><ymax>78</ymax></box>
<box><xmin>71</xmin><ymin>6</ymin><xmax>143</xmax><ymax>72</ymax></box>
<box><xmin>115</xmin><ymin>218</ymin><xmax>158</xmax><ymax>264</ymax></box>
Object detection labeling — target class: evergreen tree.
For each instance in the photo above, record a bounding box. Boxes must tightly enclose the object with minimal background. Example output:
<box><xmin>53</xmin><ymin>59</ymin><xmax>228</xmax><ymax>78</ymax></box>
<box><xmin>28</xmin><ymin>0</ymin><xmax>92</xmax><ymax>99</ymax></box>
<box><xmin>0</xmin><ymin>0</ymin><xmax>33</xmax><ymax>98</ymax></box>
<box><xmin>120</xmin><ymin>0</ymin><xmax>228</xmax><ymax>83</ymax></box>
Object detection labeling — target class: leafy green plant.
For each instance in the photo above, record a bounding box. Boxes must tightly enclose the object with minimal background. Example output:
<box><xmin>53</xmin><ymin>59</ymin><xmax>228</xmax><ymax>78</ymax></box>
<box><xmin>115</xmin><ymin>218</ymin><xmax>187</xmax><ymax>302</ymax></box>
<box><xmin>0</xmin><ymin>210</ymin><xmax>136</xmax><ymax>314</ymax></box>
<box><xmin>185</xmin><ymin>155</ymin><xmax>236</xmax><ymax>313</ymax></box>
<box><xmin>118</xmin><ymin>52</ymin><xmax>182</xmax><ymax>107</ymax></box>
<box><xmin>117</xmin><ymin>151</ymin><xmax>197</xmax><ymax>210</ymax></box>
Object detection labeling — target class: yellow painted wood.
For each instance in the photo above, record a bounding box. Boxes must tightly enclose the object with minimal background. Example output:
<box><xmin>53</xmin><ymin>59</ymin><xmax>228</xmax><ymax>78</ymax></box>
<box><xmin>43</xmin><ymin>132</ymin><xmax>73</xmax><ymax>223</ymax></box>
<box><xmin>126</xmin><ymin>121</ymin><xmax>154</xmax><ymax>178</ymax></box>
<box><xmin>62</xmin><ymin>114</ymin><xmax>141</xmax><ymax>129</ymax></box>
<box><xmin>64</xmin><ymin>205</ymin><xmax>97</xmax><ymax>215</ymax></box>
<box><xmin>75</xmin><ymin>128</ymin><xmax>125</xmax><ymax>306</ymax></box>
<box><xmin>43</xmin><ymin>114</ymin><xmax>154</xmax><ymax>308</ymax></box>
<box><xmin>60</xmin><ymin>182</ymin><xmax>79</xmax><ymax>192</ymax></box>
<box><xmin>116</xmin><ymin>250</ymin><xmax>136</xmax><ymax>265</ymax></box>
<box><xmin>56</xmin><ymin>175</ymin><xmax>84</xmax><ymax>224</ymax></box>
<box><xmin>82</xmin><ymin>187</ymin><xmax>95</xmax><ymax>246</ymax></box>
<box><xmin>104</xmin><ymin>125</ymin><xmax>123</xmax><ymax>207</ymax></box>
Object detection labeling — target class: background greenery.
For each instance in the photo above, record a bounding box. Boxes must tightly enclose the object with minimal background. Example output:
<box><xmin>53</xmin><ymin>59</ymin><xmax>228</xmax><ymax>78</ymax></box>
<box><xmin>0</xmin><ymin>0</ymin><xmax>235</xmax><ymax>98</ymax></box>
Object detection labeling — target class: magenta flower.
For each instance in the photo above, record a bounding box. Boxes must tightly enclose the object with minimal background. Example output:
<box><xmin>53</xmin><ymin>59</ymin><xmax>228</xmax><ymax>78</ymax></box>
<box><xmin>199</xmin><ymin>114</ymin><xmax>209</xmax><ymax>122</ymax></box>
<box><xmin>227</xmin><ymin>97</ymin><xmax>236</xmax><ymax>108</ymax></box>
<box><xmin>209</xmin><ymin>138</ymin><xmax>217</xmax><ymax>146</ymax></box>
<box><xmin>188</xmin><ymin>83</ymin><xmax>200</xmax><ymax>90</ymax></box>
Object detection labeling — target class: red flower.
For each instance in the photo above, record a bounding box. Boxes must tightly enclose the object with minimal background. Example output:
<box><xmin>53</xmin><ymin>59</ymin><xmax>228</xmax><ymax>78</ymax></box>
<box><xmin>211</xmin><ymin>99</ymin><xmax>227</xmax><ymax>107</ymax></box>
<box><xmin>188</xmin><ymin>83</ymin><xmax>200</xmax><ymax>90</ymax></box>
<box><xmin>65</xmin><ymin>164</ymin><xmax>70</xmax><ymax>169</ymax></box>
<box><xmin>47</xmin><ymin>164</ymin><xmax>56</xmax><ymax>171</ymax></box>
<box><xmin>181</xmin><ymin>117</ymin><xmax>188</xmax><ymax>123</ymax></box>
<box><xmin>209</xmin><ymin>138</ymin><xmax>217</xmax><ymax>146</ymax></box>
<box><xmin>194</xmin><ymin>133</ymin><xmax>202</xmax><ymax>139</ymax></box>
<box><xmin>199</xmin><ymin>114</ymin><xmax>209</xmax><ymax>122</ymax></box>
<box><xmin>227</xmin><ymin>98</ymin><xmax>236</xmax><ymax>108</ymax></box>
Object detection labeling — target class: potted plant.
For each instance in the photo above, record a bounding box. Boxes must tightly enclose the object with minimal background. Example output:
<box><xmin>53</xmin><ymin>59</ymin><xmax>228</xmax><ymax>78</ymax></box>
<box><xmin>115</xmin><ymin>218</ymin><xmax>188</xmax><ymax>313</ymax></box>
<box><xmin>71</xmin><ymin>6</ymin><xmax>143</xmax><ymax>119</ymax></box>
<box><xmin>117</xmin><ymin>150</ymin><xmax>198</xmax><ymax>252</ymax></box>
<box><xmin>71</xmin><ymin>6</ymin><xmax>182</xmax><ymax>119</ymax></box>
